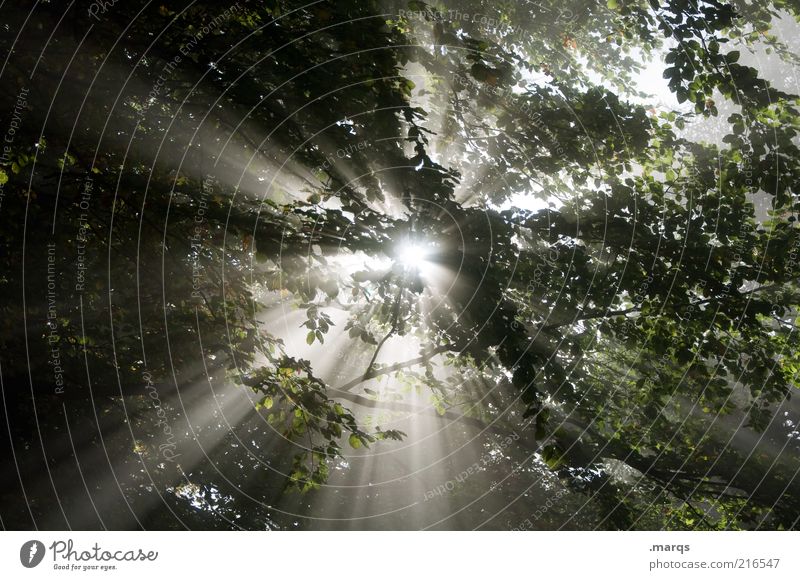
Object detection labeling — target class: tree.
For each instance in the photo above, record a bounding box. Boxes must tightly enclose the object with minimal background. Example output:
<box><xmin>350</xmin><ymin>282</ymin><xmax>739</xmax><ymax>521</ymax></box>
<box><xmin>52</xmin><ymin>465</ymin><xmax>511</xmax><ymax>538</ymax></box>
<box><xmin>0</xmin><ymin>0</ymin><xmax>798</xmax><ymax>530</ymax></box>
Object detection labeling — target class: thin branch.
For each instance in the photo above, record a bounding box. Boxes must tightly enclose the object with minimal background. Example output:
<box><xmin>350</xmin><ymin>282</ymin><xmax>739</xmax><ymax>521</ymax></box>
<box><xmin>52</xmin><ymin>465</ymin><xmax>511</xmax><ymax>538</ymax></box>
<box><xmin>328</xmin><ymin>387</ymin><xmax>512</xmax><ymax>436</ymax></box>
<box><xmin>361</xmin><ymin>285</ymin><xmax>404</xmax><ymax>381</ymax></box>
<box><xmin>539</xmin><ymin>306</ymin><xmax>640</xmax><ymax>332</ymax></box>
<box><xmin>339</xmin><ymin>343</ymin><xmax>455</xmax><ymax>393</ymax></box>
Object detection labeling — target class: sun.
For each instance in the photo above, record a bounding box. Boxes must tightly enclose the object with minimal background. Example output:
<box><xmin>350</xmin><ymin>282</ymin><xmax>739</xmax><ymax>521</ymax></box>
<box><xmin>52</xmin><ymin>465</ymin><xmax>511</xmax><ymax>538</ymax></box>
<box><xmin>398</xmin><ymin>243</ymin><xmax>428</xmax><ymax>268</ymax></box>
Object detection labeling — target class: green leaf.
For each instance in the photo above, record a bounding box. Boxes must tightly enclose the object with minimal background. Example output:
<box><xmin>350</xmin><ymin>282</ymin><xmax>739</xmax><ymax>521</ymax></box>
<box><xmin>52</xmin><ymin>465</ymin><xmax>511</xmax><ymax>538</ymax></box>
<box><xmin>306</xmin><ymin>331</ymin><xmax>315</xmax><ymax>345</ymax></box>
<box><xmin>542</xmin><ymin>445</ymin><xmax>564</xmax><ymax>469</ymax></box>
<box><xmin>348</xmin><ymin>434</ymin><xmax>362</xmax><ymax>449</ymax></box>
<box><xmin>0</xmin><ymin>169</ymin><xmax>6</xmax><ymax>185</ymax></box>
<box><xmin>262</xmin><ymin>396</ymin><xmax>273</xmax><ymax>410</ymax></box>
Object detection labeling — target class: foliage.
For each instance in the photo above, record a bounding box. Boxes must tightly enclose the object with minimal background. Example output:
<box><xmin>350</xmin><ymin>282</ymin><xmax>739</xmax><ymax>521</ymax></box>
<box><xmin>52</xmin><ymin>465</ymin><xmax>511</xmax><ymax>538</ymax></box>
<box><xmin>1</xmin><ymin>0</ymin><xmax>799</xmax><ymax>530</ymax></box>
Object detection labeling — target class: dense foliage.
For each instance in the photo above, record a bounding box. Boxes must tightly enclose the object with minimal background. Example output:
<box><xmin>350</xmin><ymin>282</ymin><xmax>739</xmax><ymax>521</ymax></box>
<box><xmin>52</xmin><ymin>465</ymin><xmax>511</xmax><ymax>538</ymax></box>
<box><xmin>1</xmin><ymin>0</ymin><xmax>799</xmax><ymax>530</ymax></box>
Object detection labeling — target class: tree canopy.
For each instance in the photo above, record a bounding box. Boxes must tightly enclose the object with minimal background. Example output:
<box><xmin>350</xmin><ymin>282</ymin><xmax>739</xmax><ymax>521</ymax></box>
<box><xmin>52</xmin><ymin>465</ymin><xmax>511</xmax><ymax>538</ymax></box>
<box><xmin>1</xmin><ymin>0</ymin><xmax>799</xmax><ymax>530</ymax></box>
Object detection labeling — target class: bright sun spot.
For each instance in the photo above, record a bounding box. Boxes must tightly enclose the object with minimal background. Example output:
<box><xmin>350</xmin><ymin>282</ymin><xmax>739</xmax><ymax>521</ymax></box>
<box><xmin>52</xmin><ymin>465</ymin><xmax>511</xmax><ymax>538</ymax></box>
<box><xmin>398</xmin><ymin>243</ymin><xmax>428</xmax><ymax>268</ymax></box>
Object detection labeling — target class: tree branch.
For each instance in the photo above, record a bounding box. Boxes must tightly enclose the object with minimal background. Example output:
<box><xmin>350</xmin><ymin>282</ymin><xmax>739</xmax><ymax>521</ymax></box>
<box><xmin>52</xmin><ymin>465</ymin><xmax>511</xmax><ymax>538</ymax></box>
<box><xmin>339</xmin><ymin>343</ymin><xmax>456</xmax><ymax>392</ymax></box>
<box><xmin>328</xmin><ymin>386</ymin><xmax>518</xmax><ymax>437</ymax></box>
<box><xmin>539</xmin><ymin>306</ymin><xmax>640</xmax><ymax>332</ymax></box>
<box><xmin>361</xmin><ymin>285</ymin><xmax>404</xmax><ymax>381</ymax></box>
